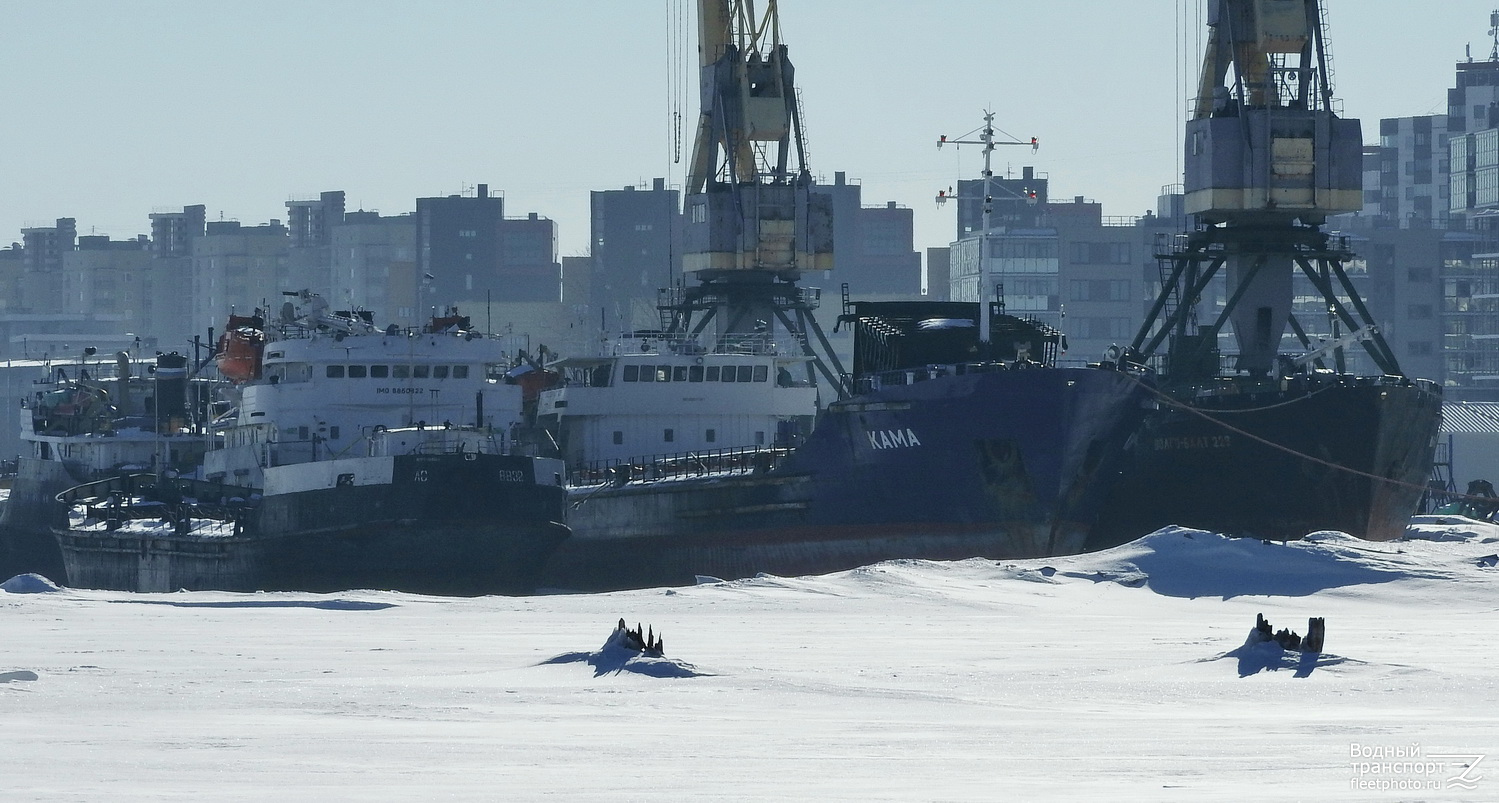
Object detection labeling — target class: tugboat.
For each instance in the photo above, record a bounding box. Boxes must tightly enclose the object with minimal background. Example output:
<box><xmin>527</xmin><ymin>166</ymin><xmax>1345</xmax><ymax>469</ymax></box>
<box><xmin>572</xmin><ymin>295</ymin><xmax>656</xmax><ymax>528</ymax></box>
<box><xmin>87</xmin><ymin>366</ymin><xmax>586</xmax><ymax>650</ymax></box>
<box><xmin>0</xmin><ymin>349</ymin><xmax>212</xmax><ymax>582</ymax></box>
<box><xmin>51</xmin><ymin>292</ymin><xmax>568</xmax><ymax>595</ymax></box>
<box><xmin>1089</xmin><ymin>0</ymin><xmax>1442</xmax><ymax>546</ymax></box>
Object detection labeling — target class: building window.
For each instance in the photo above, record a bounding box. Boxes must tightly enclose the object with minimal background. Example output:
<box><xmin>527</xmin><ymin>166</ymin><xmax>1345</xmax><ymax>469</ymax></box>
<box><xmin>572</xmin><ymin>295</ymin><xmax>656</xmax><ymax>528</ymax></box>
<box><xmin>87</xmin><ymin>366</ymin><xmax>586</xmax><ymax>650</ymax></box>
<box><xmin>1408</xmin><ymin>268</ymin><xmax>1433</xmax><ymax>282</ymax></box>
<box><xmin>1408</xmin><ymin>341</ymin><xmax>1433</xmax><ymax>356</ymax></box>
<box><xmin>1408</xmin><ymin>304</ymin><xmax>1434</xmax><ymax>319</ymax></box>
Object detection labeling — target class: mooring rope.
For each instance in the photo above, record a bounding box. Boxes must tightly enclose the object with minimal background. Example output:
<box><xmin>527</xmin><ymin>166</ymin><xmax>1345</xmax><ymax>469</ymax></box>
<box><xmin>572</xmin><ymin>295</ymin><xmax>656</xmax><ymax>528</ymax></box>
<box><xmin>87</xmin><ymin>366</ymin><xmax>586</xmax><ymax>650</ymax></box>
<box><xmin>1119</xmin><ymin>371</ymin><xmax>1493</xmax><ymax>508</ymax></box>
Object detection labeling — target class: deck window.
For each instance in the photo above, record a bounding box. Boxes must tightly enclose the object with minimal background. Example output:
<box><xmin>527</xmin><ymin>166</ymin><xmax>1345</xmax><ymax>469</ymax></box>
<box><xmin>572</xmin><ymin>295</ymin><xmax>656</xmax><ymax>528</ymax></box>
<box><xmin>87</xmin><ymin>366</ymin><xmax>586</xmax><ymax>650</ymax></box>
<box><xmin>706</xmin><ymin>366</ymin><xmax>720</xmax><ymax>381</ymax></box>
<box><xmin>737</xmin><ymin>365</ymin><xmax>754</xmax><ymax>382</ymax></box>
<box><xmin>326</xmin><ymin>365</ymin><xmax>345</xmax><ymax>378</ymax></box>
<box><xmin>412</xmin><ymin>365</ymin><xmax>430</xmax><ymax>379</ymax></box>
<box><xmin>721</xmin><ymin>367</ymin><xmax>737</xmax><ymax>383</ymax></box>
<box><xmin>453</xmin><ymin>365</ymin><xmax>469</xmax><ymax>379</ymax></box>
<box><xmin>433</xmin><ymin>365</ymin><xmax>449</xmax><ymax>379</ymax></box>
<box><xmin>672</xmin><ymin>366</ymin><xmax>688</xmax><ymax>382</ymax></box>
<box><xmin>370</xmin><ymin>365</ymin><xmax>389</xmax><ymax>378</ymax></box>
<box><xmin>753</xmin><ymin>365</ymin><xmax>769</xmax><ymax>382</ymax></box>
<box><xmin>393</xmin><ymin>365</ymin><xmax>410</xmax><ymax>378</ymax></box>
<box><xmin>612</xmin><ymin>431</ymin><xmax>623</xmax><ymax>445</ymax></box>
<box><xmin>348</xmin><ymin>365</ymin><xmax>367</xmax><ymax>378</ymax></box>
<box><xmin>664</xmin><ymin>428</ymin><xmax>675</xmax><ymax>443</ymax></box>
<box><xmin>689</xmin><ymin>365</ymin><xmax>704</xmax><ymax>382</ymax></box>
<box><xmin>623</xmin><ymin>365</ymin><xmax>640</xmax><ymax>382</ymax></box>
<box><xmin>706</xmin><ymin>428</ymin><xmax>716</xmax><ymax>443</ymax></box>
<box><xmin>640</xmin><ymin>365</ymin><xmax>656</xmax><ymax>383</ymax></box>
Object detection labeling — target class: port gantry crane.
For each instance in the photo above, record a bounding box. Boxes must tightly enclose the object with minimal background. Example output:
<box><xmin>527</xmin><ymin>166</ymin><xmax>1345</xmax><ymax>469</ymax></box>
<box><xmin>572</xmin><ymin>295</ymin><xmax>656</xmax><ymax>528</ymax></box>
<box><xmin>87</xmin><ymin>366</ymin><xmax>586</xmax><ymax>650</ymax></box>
<box><xmin>659</xmin><ymin>0</ymin><xmax>848</xmax><ymax>398</ymax></box>
<box><xmin>1126</xmin><ymin>0</ymin><xmax>1401</xmax><ymax>382</ymax></box>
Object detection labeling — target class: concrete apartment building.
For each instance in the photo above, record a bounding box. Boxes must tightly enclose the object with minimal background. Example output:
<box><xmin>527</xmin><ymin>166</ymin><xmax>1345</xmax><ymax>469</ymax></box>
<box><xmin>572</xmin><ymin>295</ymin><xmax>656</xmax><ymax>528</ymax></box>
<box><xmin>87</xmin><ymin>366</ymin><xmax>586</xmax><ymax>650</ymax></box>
<box><xmin>148</xmin><ymin>204</ymin><xmax>207</xmax><ymax>351</ymax></box>
<box><xmin>330</xmin><ymin>210</ymin><xmax>417</xmax><ymax>321</ymax></box>
<box><xmin>1434</xmin><ymin>36</ymin><xmax>1499</xmax><ymax>398</ymax></box>
<box><xmin>0</xmin><ymin>220</ymin><xmax>143</xmax><ymax>360</ymax></box>
<box><xmin>589</xmin><ymin>178</ymin><xmax>682</xmax><ymax>332</ymax></box>
<box><xmin>19</xmin><ymin>217</ymin><xmax>75</xmax><ymax>314</ymax></box>
<box><xmin>811</xmin><ymin>172</ymin><xmax>922</xmax><ymax>298</ymax></box>
<box><xmin>62</xmin><ymin>234</ymin><xmax>152</xmax><ymax>338</ymax></box>
<box><xmin>946</xmin><ymin>168</ymin><xmax>1174</xmax><ymax>365</ymax></box>
<box><xmin>415</xmin><ymin>185</ymin><xmax>561</xmax><ymax>313</ymax></box>
<box><xmin>285</xmin><ymin>190</ymin><xmax>346</xmax><ymax>302</ymax></box>
<box><xmin>189</xmin><ymin>220</ymin><xmax>290</xmax><ymax>337</ymax></box>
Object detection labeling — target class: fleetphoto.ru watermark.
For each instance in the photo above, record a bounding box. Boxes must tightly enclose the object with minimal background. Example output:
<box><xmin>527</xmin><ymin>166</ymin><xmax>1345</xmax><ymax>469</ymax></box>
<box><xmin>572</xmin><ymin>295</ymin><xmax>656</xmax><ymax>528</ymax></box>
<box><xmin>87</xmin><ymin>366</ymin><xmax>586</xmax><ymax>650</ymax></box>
<box><xmin>1349</xmin><ymin>743</ymin><xmax>1486</xmax><ymax>792</ymax></box>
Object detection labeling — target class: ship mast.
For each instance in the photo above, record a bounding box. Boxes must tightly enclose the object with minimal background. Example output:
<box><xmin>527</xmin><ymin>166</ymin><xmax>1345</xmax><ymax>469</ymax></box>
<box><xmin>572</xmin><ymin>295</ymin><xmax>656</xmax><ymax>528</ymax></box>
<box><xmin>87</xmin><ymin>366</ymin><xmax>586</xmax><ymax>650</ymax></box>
<box><xmin>665</xmin><ymin>0</ymin><xmax>848</xmax><ymax>397</ymax></box>
<box><xmin>1128</xmin><ymin>0</ymin><xmax>1399</xmax><ymax>380</ymax></box>
<box><xmin>935</xmin><ymin>111</ymin><xmax>1038</xmax><ymax>349</ymax></box>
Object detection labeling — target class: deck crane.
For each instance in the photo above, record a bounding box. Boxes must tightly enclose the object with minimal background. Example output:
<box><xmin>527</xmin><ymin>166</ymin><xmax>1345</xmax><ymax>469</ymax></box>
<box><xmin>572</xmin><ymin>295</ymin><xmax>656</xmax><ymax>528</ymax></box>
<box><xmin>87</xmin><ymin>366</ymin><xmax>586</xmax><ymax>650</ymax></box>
<box><xmin>660</xmin><ymin>0</ymin><xmax>847</xmax><ymax>398</ymax></box>
<box><xmin>1126</xmin><ymin>0</ymin><xmax>1401</xmax><ymax>380</ymax></box>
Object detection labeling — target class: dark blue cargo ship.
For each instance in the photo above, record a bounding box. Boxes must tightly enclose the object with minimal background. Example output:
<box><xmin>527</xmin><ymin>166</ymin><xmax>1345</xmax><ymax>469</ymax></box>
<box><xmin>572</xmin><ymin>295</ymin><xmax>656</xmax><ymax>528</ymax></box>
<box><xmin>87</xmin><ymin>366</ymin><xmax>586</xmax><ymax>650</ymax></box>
<box><xmin>537</xmin><ymin>301</ymin><xmax>1152</xmax><ymax>591</ymax></box>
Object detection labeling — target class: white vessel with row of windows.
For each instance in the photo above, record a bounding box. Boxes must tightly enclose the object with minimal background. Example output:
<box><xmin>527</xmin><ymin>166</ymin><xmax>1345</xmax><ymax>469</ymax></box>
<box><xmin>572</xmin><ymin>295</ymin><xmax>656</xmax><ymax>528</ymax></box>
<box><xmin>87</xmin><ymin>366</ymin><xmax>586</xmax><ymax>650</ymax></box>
<box><xmin>52</xmin><ymin>292</ymin><xmax>568</xmax><ymax>595</ymax></box>
<box><xmin>536</xmin><ymin>331</ymin><xmax>818</xmax><ymax>472</ymax></box>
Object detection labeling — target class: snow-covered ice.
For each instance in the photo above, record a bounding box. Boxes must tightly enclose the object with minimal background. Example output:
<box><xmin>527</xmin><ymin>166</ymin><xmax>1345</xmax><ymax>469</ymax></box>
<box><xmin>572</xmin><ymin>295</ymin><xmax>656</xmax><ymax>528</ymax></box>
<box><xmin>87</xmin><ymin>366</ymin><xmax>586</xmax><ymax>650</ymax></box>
<box><xmin>2</xmin><ymin>521</ymin><xmax>1497</xmax><ymax>800</ymax></box>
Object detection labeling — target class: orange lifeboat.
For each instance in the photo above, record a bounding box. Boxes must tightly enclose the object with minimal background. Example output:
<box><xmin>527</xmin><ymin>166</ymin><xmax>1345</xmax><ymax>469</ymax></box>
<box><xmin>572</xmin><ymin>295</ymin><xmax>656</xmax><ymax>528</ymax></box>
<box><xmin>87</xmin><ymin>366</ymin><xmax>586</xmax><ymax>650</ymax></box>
<box><xmin>216</xmin><ymin>315</ymin><xmax>266</xmax><ymax>384</ymax></box>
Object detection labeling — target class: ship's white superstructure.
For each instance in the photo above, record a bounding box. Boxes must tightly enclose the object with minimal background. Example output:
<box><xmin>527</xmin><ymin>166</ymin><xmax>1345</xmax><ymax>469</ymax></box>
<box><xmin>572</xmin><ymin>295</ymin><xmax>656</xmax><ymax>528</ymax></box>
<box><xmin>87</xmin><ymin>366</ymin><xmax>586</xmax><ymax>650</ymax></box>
<box><xmin>535</xmin><ymin>332</ymin><xmax>818</xmax><ymax>472</ymax></box>
<box><xmin>205</xmin><ymin>292</ymin><xmax>530</xmax><ymax>488</ymax></box>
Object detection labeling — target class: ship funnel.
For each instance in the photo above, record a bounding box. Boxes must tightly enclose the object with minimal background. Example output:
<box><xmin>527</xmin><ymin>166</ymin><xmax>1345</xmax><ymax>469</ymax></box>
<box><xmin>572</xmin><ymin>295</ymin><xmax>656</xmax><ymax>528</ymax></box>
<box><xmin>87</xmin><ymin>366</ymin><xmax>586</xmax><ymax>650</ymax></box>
<box><xmin>154</xmin><ymin>352</ymin><xmax>189</xmax><ymax>433</ymax></box>
<box><xmin>115</xmin><ymin>351</ymin><xmax>132</xmax><ymax>417</ymax></box>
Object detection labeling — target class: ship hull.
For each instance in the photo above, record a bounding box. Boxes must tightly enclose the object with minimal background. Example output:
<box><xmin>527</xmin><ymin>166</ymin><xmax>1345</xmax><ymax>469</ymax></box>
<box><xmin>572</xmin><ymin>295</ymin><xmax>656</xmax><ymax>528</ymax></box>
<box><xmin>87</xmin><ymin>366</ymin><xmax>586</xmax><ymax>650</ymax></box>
<box><xmin>55</xmin><ymin>453</ymin><xmax>568</xmax><ymax>595</ymax></box>
<box><xmin>543</xmin><ymin>367</ymin><xmax>1150</xmax><ymax>591</ymax></box>
<box><xmin>1091</xmin><ymin>376</ymin><xmax>1441</xmax><ymax>546</ymax></box>
<box><xmin>0</xmin><ymin>457</ymin><xmax>77</xmax><ymax>581</ymax></box>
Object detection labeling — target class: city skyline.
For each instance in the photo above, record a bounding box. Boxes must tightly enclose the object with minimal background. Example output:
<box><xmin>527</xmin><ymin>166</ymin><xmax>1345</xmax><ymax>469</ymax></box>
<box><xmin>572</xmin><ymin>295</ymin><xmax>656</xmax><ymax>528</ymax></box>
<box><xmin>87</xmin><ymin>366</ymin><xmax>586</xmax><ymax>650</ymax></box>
<box><xmin>1</xmin><ymin>1</ymin><xmax>1493</xmax><ymax>260</ymax></box>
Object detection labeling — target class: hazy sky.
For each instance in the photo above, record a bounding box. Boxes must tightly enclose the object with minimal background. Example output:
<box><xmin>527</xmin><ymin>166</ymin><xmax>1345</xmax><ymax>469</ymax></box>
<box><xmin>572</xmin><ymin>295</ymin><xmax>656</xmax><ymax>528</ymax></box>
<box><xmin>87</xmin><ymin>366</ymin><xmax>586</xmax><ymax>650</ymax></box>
<box><xmin>1</xmin><ymin>1</ymin><xmax>1493</xmax><ymax>260</ymax></box>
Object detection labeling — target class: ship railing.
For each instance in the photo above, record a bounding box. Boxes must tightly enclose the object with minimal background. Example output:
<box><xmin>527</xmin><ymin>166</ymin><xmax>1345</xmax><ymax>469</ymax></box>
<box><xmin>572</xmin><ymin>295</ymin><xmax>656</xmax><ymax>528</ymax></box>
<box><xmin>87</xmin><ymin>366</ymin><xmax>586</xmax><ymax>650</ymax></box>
<box><xmin>57</xmin><ymin>472</ymin><xmax>260</xmax><ymax>536</ymax></box>
<box><xmin>568</xmin><ymin>444</ymin><xmax>796</xmax><ymax>487</ymax></box>
<box><xmin>854</xmin><ymin>359</ymin><xmax>1046</xmax><ymax>393</ymax></box>
<box><xmin>602</xmin><ymin>331</ymin><xmax>804</xmax><ymax>358</ymax></box>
